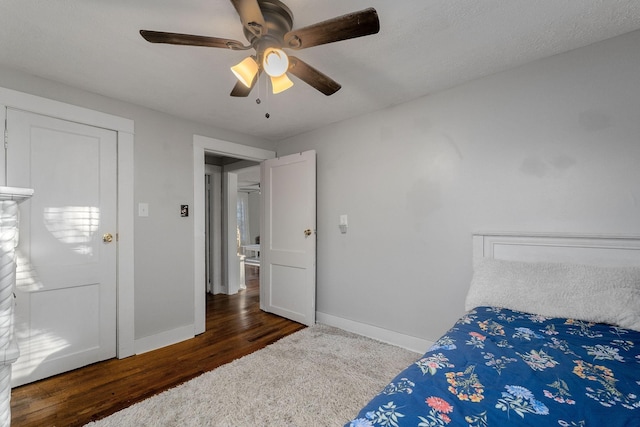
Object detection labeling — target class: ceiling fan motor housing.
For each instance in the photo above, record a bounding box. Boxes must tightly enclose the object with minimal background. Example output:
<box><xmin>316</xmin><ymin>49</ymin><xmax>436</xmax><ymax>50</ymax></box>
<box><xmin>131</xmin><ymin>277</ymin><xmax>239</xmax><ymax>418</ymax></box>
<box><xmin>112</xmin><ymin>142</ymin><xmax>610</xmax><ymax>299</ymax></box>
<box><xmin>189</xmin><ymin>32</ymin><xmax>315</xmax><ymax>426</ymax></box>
<box><xmin>243</xmin><ymin>0</ymin><xmax>294</xmax><ymax>57</ymax></box>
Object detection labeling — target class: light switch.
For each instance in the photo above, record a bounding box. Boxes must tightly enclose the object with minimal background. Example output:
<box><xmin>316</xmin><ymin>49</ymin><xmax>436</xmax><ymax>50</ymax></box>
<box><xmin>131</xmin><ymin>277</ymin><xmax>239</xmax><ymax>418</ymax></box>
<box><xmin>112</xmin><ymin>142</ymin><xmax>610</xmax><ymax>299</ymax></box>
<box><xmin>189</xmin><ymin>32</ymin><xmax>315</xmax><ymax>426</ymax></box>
<box><xmin>138</xmin><ymin>203</ymin><xmax>149</xmax><ymax>217</ymax></box>
<box><xmin>339</xmin><ymin>214</ymin><xmax>348</xmax><ymax>234</ymax></box>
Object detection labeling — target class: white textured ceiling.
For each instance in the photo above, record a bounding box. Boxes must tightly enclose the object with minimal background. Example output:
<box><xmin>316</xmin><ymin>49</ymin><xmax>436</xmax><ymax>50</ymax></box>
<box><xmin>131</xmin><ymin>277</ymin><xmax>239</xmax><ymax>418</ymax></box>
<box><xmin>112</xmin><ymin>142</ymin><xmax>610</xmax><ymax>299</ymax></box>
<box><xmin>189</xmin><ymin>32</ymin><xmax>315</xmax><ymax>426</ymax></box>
<box><xmin>1</xmin><ymin>0</ymin><xmax>639</xmax><ymax>141</ymax></box>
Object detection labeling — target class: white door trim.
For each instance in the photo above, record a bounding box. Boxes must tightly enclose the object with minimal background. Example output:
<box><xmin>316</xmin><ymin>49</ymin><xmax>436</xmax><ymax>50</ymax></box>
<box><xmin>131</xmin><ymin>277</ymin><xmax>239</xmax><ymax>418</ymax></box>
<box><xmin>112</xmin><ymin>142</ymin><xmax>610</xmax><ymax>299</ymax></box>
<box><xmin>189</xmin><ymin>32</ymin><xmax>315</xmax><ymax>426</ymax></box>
<box><xmin>193</xmin><ymin>135</ymin><xmax>275</xmax><ymax>334</ymax></box>
<box><xmin>223</xmin><ymin>171</ymin><xmax>240</xmax><ymax>295</ymax></box>
<box><xmin>204</xmin><ymin>165</ymin><xmax>222</xmax><ymax>294</ymax></box>
<box><xmin>0</xmin><ymin>86</ymin><xmax>135</xmax><ymax>358</ymax></box>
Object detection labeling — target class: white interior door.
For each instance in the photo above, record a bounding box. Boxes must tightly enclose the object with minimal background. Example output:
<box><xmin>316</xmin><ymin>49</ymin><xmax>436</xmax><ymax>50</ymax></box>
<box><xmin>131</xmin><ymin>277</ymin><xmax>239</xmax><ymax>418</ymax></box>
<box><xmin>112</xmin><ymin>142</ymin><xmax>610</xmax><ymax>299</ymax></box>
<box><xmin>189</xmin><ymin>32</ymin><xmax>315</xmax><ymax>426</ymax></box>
<box><xmin>260</xmin><ymin>150</ymin><xmax>316</xmax><ymax>326</ymax></box>
<box><xmin>6</xmin><ymin>108</ymin><xmax>117</xmax><ymax>387</ymax></box>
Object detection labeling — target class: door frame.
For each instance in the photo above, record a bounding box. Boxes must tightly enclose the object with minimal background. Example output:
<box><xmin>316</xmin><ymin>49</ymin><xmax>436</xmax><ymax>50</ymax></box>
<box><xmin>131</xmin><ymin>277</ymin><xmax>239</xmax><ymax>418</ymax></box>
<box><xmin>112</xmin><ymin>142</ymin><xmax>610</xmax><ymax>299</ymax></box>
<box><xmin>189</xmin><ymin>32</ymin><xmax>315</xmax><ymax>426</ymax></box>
<box><xmin>0</xmin><ymin>86</ymin><xmax>135</xmax><ymax>358</ymax></box>
<box><xmin>204</xmin><ymin>165</ymin><xmax>222</xmax><ymax>295</ymax></box>
<box><xmin>193</xmin><ymin>135</ymin><xmax>275</xmax><ymax>334</ymax></box>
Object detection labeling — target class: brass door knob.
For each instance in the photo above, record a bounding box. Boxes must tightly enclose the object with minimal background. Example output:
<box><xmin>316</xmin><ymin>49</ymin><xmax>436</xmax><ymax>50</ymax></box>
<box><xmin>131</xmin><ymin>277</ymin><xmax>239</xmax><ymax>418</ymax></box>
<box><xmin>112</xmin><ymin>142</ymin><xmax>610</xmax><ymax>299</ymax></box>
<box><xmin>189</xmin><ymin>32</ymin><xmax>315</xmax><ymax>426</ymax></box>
<box><xmin>103</xmin><ymin>233</ymin><xmax>114</xmax><ymax>243</ymax></box>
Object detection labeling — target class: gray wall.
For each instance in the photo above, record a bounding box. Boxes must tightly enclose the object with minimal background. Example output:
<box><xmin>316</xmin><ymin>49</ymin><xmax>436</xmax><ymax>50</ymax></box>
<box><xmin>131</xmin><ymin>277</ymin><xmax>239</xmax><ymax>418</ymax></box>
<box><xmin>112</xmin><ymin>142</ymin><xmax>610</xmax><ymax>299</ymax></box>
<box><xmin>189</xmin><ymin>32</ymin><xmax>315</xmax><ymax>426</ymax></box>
<box><xmin>2</xmin><ymin>28</ymin><xmax>639</xmax><ymax>350</ymax></box>
<box><xmin>0</xmin><ymin>66</ymin><xmax>274</xmax><ymax>342</ymax></box>
<box><xmin>275</xmin><ymin>30</ymin><xmax>640</xmax><ymax>343</ymax></box>
<box><xmin>248</xmin><ymin>191</ymin><xmax>261</xmax><ymax>244</ymax></box>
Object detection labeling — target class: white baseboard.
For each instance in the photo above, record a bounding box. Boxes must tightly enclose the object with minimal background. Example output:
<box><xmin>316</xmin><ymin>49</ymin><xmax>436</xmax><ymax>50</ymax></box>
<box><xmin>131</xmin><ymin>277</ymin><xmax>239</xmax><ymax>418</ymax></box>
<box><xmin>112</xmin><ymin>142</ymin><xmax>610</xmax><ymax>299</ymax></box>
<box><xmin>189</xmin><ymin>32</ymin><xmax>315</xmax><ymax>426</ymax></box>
<box><xmin>133</xmin><ymin>316</ymin><xmax>433</xmax><ymax>356</ymax></box>
<box><xmin>134</xmin><ymin>324</ymin><xmax>195</xmax><ymax>355</ymax></box>
<box><xmin>316</xmin><ymin>312</ymin><xmax>432</xmax><ymax>354</ymax></box>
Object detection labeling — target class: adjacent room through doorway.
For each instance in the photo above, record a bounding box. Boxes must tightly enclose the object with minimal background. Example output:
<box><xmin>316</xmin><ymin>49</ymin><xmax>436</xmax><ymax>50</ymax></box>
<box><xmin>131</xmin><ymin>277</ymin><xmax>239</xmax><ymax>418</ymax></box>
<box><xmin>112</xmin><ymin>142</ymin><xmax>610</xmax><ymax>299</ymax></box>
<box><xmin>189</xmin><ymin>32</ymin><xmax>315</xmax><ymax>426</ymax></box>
<box><xmin>204</xmin><ymin>154</ymin><xmax>261</xmax><ymax>318</ymax></box>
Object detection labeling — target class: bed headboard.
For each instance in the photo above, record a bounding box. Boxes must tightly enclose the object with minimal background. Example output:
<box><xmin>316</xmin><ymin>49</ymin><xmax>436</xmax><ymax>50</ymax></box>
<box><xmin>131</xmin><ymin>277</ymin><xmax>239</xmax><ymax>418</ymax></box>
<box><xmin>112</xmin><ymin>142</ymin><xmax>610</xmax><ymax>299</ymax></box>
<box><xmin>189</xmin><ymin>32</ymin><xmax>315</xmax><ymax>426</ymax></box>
<box><xmin>468</xmin><ymin>233</ymin><xmax>640</xmax><ymax>330</ymax></box>
<box><xmin>472</xmin><ymin>233</ymin><xmax>640</xmax><ymax>267</ymax></box>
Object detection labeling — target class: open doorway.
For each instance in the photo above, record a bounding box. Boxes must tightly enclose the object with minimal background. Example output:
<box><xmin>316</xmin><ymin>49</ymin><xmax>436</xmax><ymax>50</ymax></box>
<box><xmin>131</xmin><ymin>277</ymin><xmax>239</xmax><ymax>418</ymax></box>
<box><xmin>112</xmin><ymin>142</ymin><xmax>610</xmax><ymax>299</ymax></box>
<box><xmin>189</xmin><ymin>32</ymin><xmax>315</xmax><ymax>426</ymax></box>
<box><xmin>193</xmin><ymin>135</ymin><xmax>276</xmax><ymax>335</ymax></box>
<box><xmin>204</xmin><ymin>155</ymin><xmax>260</xmax><ymax>298</ymax></box>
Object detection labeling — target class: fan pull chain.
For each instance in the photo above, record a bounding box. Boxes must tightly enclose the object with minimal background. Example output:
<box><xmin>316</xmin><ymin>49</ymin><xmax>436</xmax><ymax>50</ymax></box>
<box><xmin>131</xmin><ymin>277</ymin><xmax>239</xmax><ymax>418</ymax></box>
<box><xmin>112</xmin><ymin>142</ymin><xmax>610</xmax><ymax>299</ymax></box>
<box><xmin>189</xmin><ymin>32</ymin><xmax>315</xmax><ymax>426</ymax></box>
<box><xmin>254</xmin><ymin>73</ymin><xmax>270</xmax><ymax>118</ymax></box>
<box><xmin>256</xmin><ymin>72</ymin><xmax>271</xmax><ymax>119</ymax></box>
<box><xmin>264</xmin><ymin>73</ymin><xmax>271</xmax><ymax>119</ymax></box>
<box><xmin>255</xmin><ymin>72</ymin><xmax>262</xmax><ymax>105</ymax></box>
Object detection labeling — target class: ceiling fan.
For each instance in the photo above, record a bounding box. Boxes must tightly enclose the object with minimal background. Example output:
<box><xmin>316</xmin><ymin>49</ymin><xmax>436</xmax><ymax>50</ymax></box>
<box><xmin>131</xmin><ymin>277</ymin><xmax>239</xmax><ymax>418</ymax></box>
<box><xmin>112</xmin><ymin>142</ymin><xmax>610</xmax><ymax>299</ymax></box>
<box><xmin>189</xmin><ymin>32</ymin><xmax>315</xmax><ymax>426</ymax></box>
<box><xmin>140</xmin><ymin>0</ymin><xmax>380</xmax><ymax>97</ymax></box>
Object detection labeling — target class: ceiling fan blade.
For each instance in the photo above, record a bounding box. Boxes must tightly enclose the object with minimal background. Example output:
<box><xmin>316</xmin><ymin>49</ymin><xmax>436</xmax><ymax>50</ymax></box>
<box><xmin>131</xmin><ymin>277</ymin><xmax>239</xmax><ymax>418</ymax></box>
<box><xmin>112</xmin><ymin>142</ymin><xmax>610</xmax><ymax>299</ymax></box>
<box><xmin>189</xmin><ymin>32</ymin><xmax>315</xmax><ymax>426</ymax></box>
<box><xmin>230</xmin><ymin>69</ymin><xmax>262</xmax><ymax>97</ymax></box>
<box><xmin>230</xmin><ymin>0</ymin><xmax>267</xmax><ymax>36</ymax></box>
<box><xmin>230</xmin><ymin>81</ymin><xmax>253</xmax><ymax>97</ymax></box>
<box><xmin>288</xmin><ymin>56</ymin><xmax>341</xmax><ymax>96</ymax></box>
<box><xmin>140</xmin><ymin>30</ymin><xmax>249</xmax><ymax>50</ymax></box>
<box><xmin>284</xmin><ymin>7</ymin><xmax>380</xmax><ymax>50</ymax></box>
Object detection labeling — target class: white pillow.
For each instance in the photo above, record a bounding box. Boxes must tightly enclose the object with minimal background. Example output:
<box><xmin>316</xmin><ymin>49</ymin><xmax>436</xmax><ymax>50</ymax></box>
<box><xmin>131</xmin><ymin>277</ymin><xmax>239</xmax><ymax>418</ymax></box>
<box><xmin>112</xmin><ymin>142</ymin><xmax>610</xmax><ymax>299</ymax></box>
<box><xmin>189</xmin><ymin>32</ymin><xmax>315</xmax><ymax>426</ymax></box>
<box><xmin>465</xmin><ymin>257</ymin><xmax>640</xmax><ymax>332</ymax></box>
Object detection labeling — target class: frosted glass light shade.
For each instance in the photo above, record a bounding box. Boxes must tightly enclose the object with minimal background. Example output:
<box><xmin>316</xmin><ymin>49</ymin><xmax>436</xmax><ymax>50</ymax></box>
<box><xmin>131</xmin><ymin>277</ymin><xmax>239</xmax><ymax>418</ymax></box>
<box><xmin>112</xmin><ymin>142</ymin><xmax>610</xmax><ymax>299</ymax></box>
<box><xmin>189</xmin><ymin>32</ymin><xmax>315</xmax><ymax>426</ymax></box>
<box><xmin>262</xmin><ymin>48</ymin><xmax>289</xmax><ymax>77</ymax></box>
<box><xmin>231</xmin><ymin>57</ymin><xmax>259</xmax><ymax>88</ymax></box>
<box><xmin>270</xmin><ymin>73</ymin><xmax>294</xmax><ymax>94</ymax></box>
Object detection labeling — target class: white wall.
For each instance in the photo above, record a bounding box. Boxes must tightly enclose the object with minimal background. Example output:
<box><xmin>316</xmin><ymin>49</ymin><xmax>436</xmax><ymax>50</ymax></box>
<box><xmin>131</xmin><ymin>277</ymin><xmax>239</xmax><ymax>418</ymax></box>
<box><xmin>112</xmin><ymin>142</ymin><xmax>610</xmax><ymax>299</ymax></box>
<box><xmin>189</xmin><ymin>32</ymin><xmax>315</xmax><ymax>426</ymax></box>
<box><xmin>0</xmin><ymin>66</ymin><xmax>274</xmax><ymax>347</ymax></box>
<box><xmin>275</xmin><ymin>30</ymin><xmax>640</xmax><ymax>346</ymax></box>
<box><xmin>3</xmin><ymin>28</ymin><xmax>640</xmax><ymax>353</ymax></box>
<box><xmin>248</xmin><ymin>191</ymin><xmax>260</xmax><ymax>244</ymax></box>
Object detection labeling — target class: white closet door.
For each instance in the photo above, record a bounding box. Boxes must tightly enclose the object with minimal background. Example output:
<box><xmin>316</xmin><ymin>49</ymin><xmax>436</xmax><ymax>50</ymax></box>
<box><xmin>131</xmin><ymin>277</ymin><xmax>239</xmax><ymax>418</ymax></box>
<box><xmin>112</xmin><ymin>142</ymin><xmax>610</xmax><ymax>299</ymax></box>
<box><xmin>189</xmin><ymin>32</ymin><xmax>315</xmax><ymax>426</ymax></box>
<box><xmin>6</xmin><ymin>108</ymin><xmax>117</xmax><ymax>387</ymax></box>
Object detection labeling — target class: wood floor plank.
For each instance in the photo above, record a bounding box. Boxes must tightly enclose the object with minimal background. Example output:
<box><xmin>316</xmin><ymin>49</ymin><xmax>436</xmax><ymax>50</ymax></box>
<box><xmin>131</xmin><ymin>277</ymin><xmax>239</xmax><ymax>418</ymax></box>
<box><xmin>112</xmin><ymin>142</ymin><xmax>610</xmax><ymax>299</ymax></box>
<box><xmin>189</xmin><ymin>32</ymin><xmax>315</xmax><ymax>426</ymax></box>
<box><xmin>11</xmin><ymin>268</ymin><xmax>305</xmax><ymax>426</ymax></box>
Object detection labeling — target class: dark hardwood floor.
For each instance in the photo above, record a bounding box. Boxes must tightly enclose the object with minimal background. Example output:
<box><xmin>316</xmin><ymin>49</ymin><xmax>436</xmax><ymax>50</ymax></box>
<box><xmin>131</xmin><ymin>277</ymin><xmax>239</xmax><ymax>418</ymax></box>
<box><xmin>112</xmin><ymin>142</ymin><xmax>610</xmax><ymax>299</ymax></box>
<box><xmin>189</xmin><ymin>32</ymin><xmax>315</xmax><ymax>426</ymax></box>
<box><xmin>10</xmin><ymin>266</ymin><xmax>305</xmax><ymax>426</ymax></box>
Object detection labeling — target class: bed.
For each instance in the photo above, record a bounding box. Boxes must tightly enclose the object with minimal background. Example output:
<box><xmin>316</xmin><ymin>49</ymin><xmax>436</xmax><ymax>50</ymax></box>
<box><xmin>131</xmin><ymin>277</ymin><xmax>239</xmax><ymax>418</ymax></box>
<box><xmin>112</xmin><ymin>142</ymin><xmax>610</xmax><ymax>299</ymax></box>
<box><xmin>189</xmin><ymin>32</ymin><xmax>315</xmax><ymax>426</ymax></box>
<box><xmin>345</xmin><ymin>233</ymin><xmax>640</xmax><ymax>427</ymax></box>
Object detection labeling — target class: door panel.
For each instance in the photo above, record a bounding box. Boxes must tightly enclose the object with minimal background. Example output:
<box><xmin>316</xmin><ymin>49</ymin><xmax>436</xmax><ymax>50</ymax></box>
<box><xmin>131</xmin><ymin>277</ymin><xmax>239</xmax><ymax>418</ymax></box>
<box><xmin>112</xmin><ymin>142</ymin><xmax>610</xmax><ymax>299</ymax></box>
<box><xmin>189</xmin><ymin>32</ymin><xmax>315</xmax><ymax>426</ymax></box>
<box><xmin>31</xmin><ymin>284</ymin><xmax>101</xmax><ymax>354</ymax></box>
<box><xmin>6</xmin><ymin>108</ymin><xmax>117</xmax><ymax>386</ymax></box>
<box><xmin>260</xmin><ymin>151</ymin><xmax>316</xmax><ymax>326</ymax></box>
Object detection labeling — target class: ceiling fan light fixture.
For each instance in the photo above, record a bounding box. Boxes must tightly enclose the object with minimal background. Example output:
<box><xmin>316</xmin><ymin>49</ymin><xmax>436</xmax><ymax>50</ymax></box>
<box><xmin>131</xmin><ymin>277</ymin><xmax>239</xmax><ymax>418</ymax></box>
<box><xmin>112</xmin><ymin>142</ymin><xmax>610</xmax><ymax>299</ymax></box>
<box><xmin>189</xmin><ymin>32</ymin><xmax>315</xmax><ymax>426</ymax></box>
<box><xmin>231</xmin><ymin>56</ymin><xmax>259</xmax><ymax>88</ymax></box>
<box><xmin>141</xmin><ymin>4</ymin><xmax>380</xmax><ymax>98</ymax></box>
<box><xmin>262</xmin><ymin>48</ymin><xmax>289</xmax><ymax>77</ymax></box>
<box><xmin>270</xmin><ymin>73</ymin><xmax>294</xmax><ymax>94</ymax></box>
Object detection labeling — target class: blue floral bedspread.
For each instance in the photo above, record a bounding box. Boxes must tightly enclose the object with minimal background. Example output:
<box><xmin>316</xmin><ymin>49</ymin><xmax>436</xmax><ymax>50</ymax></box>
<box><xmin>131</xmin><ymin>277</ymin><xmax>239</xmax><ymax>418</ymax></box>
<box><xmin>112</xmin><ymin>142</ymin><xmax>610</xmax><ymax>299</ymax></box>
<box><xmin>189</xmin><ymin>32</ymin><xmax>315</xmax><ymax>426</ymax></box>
<box><xmin>345</xmin><ymin>306</ymin><xmax>640</xmax><ymax>427</ymax></box>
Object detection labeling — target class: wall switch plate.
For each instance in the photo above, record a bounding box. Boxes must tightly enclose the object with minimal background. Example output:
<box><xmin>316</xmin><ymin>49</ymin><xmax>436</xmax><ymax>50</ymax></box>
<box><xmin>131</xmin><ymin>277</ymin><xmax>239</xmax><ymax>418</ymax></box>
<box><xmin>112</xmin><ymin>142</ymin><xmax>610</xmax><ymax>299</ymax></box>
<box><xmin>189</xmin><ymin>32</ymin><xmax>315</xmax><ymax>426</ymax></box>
<box><xmin>339</xmin><ymin>214</ymin><xmax>348</xmax><ymax>233</ymax></box>
<box><xmin>138</xmin><ymin>203</ymin><xmax>149</xmax><ymax>217</ymax></box>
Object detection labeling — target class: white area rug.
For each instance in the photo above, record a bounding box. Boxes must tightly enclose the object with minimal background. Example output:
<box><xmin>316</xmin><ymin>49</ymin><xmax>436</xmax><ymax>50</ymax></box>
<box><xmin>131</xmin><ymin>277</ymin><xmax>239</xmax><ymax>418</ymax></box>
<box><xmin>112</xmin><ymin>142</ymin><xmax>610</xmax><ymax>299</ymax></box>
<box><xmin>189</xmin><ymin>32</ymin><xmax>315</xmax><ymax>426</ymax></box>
<box><xmin>85</xmin><ymin>325</ymin><xmax>420</xmax><ymax>427</ymax></box>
